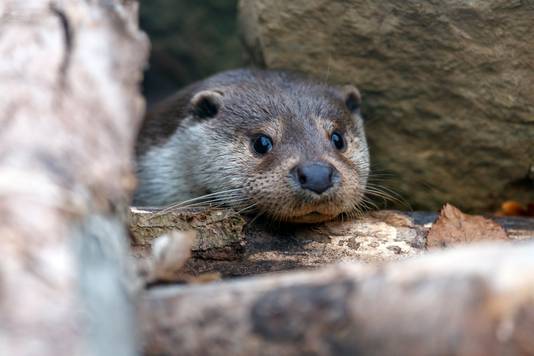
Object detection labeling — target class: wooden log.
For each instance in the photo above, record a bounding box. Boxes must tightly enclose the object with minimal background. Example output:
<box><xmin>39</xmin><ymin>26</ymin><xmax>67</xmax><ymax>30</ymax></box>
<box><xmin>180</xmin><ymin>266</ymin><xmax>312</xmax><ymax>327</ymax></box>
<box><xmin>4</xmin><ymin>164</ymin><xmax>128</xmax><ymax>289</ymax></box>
<box><xmin>0</xmin><ymin>1</ymin><xmax>148</xmax><ymax>355</ymax></box>
<box><xmin>141</xmin><ymin>241</ymin><xmax>534</xmax><ymax>355</ymax></box>
<box><xmin>129</xmin><ymin>208</ymin><xmax>534</xmax><ymax>277</ymax></box>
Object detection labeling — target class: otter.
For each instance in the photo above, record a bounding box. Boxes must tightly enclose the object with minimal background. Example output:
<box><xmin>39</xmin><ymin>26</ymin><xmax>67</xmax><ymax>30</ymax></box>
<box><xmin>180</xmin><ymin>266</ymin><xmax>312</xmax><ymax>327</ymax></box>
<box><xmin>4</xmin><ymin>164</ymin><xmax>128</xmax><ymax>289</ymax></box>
<box><xmin>133</xmin><ymin>68</ymin><xmax>369</xmax><ymax>223</ymax></box>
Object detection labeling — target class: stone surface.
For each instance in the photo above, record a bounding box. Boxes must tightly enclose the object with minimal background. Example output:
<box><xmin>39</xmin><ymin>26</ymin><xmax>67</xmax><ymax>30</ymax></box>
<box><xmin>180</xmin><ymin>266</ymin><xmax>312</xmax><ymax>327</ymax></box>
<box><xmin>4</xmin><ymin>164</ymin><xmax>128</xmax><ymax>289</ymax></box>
<box><xmin>238</xmin><ymin>0</ymin><xmax>534</xmax><ymax>211</ymax></box>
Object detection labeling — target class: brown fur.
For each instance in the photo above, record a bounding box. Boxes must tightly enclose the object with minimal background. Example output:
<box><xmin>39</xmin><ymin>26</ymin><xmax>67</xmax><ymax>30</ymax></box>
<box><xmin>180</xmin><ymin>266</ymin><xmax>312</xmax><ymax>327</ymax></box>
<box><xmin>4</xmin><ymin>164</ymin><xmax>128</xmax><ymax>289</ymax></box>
<box><xmin>134</xmin><ymin>68</ymin><xmax>369</xmax><ymax>223</ymax></box>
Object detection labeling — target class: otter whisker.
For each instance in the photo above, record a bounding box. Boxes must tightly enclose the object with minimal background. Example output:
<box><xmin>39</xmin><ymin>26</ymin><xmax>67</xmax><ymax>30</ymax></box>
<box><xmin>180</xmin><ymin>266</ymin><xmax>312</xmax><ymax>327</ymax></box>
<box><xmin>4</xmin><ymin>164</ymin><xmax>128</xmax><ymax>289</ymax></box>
<box><xmin>167</xmin><ymin>197</ymin><xmax>252</xmax><ymax>210</ymax></box>
<box><xmin>173</xmin><ymin>193</ymin><xmax>250</xmax><ymax>206</ymax></box>
<box><xmin>366</xmin><ymin>182</ymin><xmax>404</xmax><ymax>197</ymax></box>
<box><xmin>168</xmin><ymin>189</ymin><xmax>243</xmax><ymax>206</ymax></box>
<box><xmin>235</xmin><ymin>203</ymin><xmax>258</xmax><ymax>214</ymax></box>
<box><xmin>364</xmin><ymin>183</ymin><xmax>411</xmax><ymax>210</ymax></box>
<box><xmin>359</xmin><ymin>197</ymin><xmax>380</xmax><ymax>211</ymax></box>
<box><xmin>149</xmin><ymin>189</ymin><xmax>245</xmax><ymax>217</ymax></box>
<box><xmin>247</xmin><ymin>211</ymin><xmax>266</xmax><ymax>226</ymax></box>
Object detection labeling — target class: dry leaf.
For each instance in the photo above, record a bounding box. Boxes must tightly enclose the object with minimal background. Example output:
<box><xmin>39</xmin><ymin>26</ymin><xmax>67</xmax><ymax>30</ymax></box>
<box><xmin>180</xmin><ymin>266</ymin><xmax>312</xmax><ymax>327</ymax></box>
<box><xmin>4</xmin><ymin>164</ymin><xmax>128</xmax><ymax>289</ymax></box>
<box><xmin>427</xmin><ymin>203</ymin><xmax>508</xmax><ymax>248</ymax></box>
<box><xmin>496</xmin><ymin>200</ymin><xmax>526</xmax><ymax>216</ymax></box>
<box><xmin>495</xmin><ymin>201</ymin><xmax>534</xmax><ymax>217</ymax></box>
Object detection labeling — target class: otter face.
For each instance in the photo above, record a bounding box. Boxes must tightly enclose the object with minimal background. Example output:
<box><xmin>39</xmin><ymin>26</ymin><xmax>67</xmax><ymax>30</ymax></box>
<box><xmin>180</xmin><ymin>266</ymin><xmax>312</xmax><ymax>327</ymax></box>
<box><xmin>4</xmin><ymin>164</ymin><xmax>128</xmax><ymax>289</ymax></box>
<box><xmin>185</xmin><ymin>79</ymin><xmax>369</xmax><ymax>223</ymax></box>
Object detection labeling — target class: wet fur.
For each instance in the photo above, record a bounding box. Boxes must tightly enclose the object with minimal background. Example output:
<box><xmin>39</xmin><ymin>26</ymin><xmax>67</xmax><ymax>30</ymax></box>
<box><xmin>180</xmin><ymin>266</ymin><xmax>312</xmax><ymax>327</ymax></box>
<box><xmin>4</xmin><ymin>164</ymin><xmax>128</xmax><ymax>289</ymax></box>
<box><xmin>134</xmin><ymin>68</ymin><xmax>369</xmax><ymax>223</ymax></box>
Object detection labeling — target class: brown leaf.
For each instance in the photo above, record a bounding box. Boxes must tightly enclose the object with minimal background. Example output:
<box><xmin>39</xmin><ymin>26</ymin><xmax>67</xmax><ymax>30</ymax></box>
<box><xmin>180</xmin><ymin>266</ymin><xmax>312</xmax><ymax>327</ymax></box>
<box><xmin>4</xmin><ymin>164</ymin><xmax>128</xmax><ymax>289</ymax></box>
<box><xmin>496</xmin><ymin>200</ymin><xmax>527</xmax><ymax>216</ymax></box>
<box><xmin>427</xmin><ymin>204</ymin><xmax>508</xmax><ymax>248</ymax></box>
<box><xmin>495</xmin><ymin>201</ymin><xmax>534</xmax><ymax>217</ymax></box>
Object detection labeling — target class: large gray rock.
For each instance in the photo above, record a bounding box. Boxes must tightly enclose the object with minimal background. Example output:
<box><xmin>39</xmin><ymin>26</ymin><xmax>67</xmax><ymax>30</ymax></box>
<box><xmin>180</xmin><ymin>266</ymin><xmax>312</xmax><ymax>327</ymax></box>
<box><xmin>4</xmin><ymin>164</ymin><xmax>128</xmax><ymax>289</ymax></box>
<box><xmin>238</xmin><ymin>0</ymin><xmax>534</xmax><ymax>211</ymax></box>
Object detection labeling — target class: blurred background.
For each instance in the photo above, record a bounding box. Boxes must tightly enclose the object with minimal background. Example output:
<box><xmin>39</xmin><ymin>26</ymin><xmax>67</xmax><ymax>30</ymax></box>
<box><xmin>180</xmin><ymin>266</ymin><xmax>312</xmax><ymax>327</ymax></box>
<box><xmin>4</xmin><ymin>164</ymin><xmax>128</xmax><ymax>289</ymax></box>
<box><xmin>140</xmin><ymin>0</ymin><xmax>243</xmax><ymax>106</ymax></box>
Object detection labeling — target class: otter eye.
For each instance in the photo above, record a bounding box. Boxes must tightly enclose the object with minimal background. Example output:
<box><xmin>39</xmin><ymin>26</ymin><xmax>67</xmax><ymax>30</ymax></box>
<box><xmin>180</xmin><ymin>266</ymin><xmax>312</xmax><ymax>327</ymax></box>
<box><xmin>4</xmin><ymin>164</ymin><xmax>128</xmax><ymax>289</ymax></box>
<box><xmin>252</xmin><ymin>134</ymin><xmax>273</xmax><ymax>155</ymax></box>
<box><xmin>331</xmin><ymin>131</ymin><xmax>345</xmax><ymax>151</ymax></box>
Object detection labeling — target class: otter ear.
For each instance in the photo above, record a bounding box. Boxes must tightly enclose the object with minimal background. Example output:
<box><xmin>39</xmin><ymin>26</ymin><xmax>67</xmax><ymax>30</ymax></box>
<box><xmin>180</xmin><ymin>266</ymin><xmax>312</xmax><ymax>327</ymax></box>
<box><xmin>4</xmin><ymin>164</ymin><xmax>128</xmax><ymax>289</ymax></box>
<box><xmin>341</xmin><ymin>85</ymin><xmax>361</xmax><ymax>114</ymax></box>
<box><xmin>190</xmin><ymin>90</ymin><xmax>224</xmax><ymax>119</ymax></box>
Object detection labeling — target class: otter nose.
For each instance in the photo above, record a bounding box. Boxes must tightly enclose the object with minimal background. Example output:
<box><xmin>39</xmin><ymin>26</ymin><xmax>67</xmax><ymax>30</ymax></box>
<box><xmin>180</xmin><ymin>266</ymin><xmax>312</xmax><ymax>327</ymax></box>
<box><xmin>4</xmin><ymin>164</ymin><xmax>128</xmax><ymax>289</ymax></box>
<box><xmin>293</xmin><ymin>162</ymin><xmax>335</xmax><ymax>194</ymax></box>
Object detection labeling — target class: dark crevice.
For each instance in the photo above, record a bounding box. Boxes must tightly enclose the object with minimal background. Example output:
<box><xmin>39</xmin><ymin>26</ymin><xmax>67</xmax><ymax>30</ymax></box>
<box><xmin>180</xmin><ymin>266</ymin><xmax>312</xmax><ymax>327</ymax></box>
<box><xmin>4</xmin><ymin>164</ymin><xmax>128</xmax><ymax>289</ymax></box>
<box><xmin>50</xmin><ymin>4</ymin><xmax>74</xmax><ymax>82</ymax></box>
<box><xmin>505</xmin><ymin>164</ymin><xmax>534</xmax><ymax>190</ymax></box>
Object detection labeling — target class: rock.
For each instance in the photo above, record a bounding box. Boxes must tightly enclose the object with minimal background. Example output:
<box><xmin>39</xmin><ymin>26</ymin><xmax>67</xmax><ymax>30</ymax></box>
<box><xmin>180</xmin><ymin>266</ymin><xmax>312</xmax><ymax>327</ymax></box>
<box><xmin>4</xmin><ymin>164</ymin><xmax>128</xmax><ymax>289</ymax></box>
<box><xmin>238</xmin><ymin>0</ymin><xmax>534</xmax><ymax>211</ymax></box>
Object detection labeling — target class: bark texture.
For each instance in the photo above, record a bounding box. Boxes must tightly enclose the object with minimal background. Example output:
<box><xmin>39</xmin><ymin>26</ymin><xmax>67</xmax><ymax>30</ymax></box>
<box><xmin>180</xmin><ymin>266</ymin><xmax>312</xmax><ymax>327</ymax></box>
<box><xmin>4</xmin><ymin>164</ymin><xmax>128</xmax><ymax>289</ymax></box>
<box><xmin>0</xmin><ymin>1</ymin><xmax>148</xmax><ymax>355</ymax></box>
<box><xmin>142</xmin><ymin>241</ymin><xmax>534</xmax><ymax>356</ymax></box>
<box><xmin>238</xmin><ymin>0</ymin><xmax>534</xmax><ymax>211</ymax></box>
<box><xmin>130</xmin><ymin>208</ymin><xmax>534</xmax><ymax>277</ymax></box>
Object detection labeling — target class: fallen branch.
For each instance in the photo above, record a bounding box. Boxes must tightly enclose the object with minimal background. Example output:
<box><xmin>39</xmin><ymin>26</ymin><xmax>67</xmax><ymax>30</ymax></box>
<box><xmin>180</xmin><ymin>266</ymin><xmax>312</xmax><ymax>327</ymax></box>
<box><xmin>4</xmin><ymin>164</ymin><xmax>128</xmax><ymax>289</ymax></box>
<box><xmin>0</xmin><ymin>1</ymin><xmax>148</xmax><ymax>355</ymax></box>
<box><xmin>141</xmin><ymin>241</ymin><xmax>534</xmax><ymax>355</ymax></box>
<box><xmin>130</xmin><ymin>208</ymin><xmax>534</xmax><ymax>277</ymax></box>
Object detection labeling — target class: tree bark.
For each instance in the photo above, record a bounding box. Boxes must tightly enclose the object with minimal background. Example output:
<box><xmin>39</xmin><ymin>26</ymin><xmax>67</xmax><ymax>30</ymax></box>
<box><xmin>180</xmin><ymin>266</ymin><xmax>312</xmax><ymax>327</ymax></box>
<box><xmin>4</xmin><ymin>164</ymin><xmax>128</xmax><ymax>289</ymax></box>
<box><xmin>141</xmin><ymin>241</ymin><xmax>534</xmax><ymax>356</ymax></box>
<box><xmin>0</xmin><ymin>1</ymin><xmax>148</xmax><ymax>355</ymax></box>
<box><xmin>130</xmin><ymin>208</ymin><xmax>534</xmax><ymax>277</ymax></box>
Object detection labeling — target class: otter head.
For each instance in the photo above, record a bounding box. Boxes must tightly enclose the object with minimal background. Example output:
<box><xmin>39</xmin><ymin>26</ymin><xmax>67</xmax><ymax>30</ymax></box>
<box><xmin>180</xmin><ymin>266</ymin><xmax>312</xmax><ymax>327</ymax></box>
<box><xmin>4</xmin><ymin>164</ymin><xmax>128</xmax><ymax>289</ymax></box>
<box><xmin>185</xmin><ymin>76</ymin><xmax>369</xmax><ymax>223</ymax></box>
